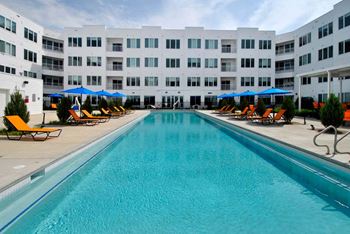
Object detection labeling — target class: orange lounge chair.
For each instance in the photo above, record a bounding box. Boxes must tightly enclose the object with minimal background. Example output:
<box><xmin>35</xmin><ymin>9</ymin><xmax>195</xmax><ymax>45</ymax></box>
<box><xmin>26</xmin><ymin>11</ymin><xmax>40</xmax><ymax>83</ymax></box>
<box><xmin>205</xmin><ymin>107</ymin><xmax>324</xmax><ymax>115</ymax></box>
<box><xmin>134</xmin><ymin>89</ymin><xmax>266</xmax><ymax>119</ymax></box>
<box><xmin>313</xmin><ymin>101</ymin><xmax>319</xmax><ymax>109</ymax></box>
<box><xmin>82</xmin><ymin>110</ymin><xmax>110</xmax><ymax>123</ymax></box>
<box><xmin>212</xmin><ymin>105</ymin><xmax>228</xmax><ymax>114</ymax></box>
<box><xmin>113</xmin><ymin>106</ymin><xmax>126</xmax><ymax>115</ymax></box>
<box><xmin>344</xmin><ymin>110</ymin><xmax>350</xmax><ymax>124</ymax></box>
<box><xmin>51</xmin><ymin>103</ymin><xmax>57</xmax><ymax>109</ymax></box>
<box><xmin>4</xmin><ymin>115</ymin><xmax>62</xmax><ymax>141</ymax></box>
<box><xmin>245</xmin><ymin>107</ymin><xmax>257</xmax><ymax>120</ymax></box>
<box><xmin>270</xmin><ymin>109</ymin><xmax>286</xmax><ymax>124</ymax></box>
<box><xmin>219</xmin><ymin>106</ymin><xmax>235</xmax><ymax>115</ymax></box>
<box><xmin>68</xmin><ymin>110</ymin><xmax>99</xmax><ymax>126</ymax></box>
<box><xmin>249</xmin><ymin>108</ymin><xmax>273</xmax><ymax>123</ymax></box>
<box><xmin>101</xmin><ymin>108</ymin><xmax>121</xmax><ymax>118</ymax></box>
<box><xmin>229</xmin><ymin>107</ymin><xmax>249</xmax><ymax>119</ymax></box>
<box><xmin>118</xmin><ymin>106</ymin><xmax>133</xmax><ymax>114</ymax></box>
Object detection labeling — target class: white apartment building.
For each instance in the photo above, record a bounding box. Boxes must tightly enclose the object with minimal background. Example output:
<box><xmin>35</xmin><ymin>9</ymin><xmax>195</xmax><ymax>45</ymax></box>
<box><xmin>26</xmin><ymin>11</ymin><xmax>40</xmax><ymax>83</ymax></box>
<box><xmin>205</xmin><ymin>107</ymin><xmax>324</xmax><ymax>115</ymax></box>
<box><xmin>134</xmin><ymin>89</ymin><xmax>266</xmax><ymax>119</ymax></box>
<box><xmin>0</xmin><ymin>0</ymin><xmax>350</xmax><ymax>114</ymax></box>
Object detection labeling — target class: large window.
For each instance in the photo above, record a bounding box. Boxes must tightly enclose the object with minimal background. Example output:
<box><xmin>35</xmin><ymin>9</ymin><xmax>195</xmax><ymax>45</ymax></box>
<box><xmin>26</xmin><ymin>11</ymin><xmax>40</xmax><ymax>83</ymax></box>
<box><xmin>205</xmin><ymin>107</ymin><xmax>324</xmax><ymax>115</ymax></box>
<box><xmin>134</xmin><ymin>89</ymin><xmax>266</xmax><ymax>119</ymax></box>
<box><xmin>205</xmin><ymin>58</ymin><xmax>218</xmax><ymax>68</ymax></box>
<box><xmin>166</xmin><ymin>77</ymin><xmax>180</xmax><ymax>87</ymax></box>
<box><xmin>205</xmin><ymin>39</ymin><xmax>218</xmax><ymax>49</ymax></box>
<box><xmin>299</xmin><ymin>33</ymin><xmax>311</xmax><ymax>47</ymax></box>
<box><xmin>87</xmin><ymin>76</ymin><xmax>102</xmax><ymax>86</ymax></box>
<box><xmin>188</xmin><ymin>39</ymin><xmax>201</xmax><ymax>48</ymax></box>
<box><xmin>68</xmin><ymin>56</ymin><xmax>82</xmax><ymax>66</ymax></box>
<box><xmin>258</xmin><ymin>58</ymin><xmax>271</xmax><ymax>68</ymax></box>
<box><xmin>241</xmin><ymin>39</ymin><xmax>255</xmax><ymax>49</ymax></box>
<box><xmin>43</xmin><ymin>39</ymin><xmax>63</xmax><ymax>52</ymax></box>
<box><xmin>241</xmin><ymin>77</ymin><xmax>254</xmax><ymax>87</ymax></box>
<box><xmin>23</xmin><ymin>70</ymin><xmax>37</xmax><ymax>78</ymax></box>
<box><xmin>24</xmin><ymin>49</ymin><xmax>37</xmax><ymax>62</ymax></box>
<box><xmin>24</xmin><ymin>27</ymin><xmax>37</xmax><ymax>42</ymax></box>
<box><xmin>276</xmin><ymin>42</ymin><xmax>294</xmax><ymax>55</ymax></box>
<box><xmin>259</xmin><ymin>40</ymin><xmax>271</xmax><ymax>49</ymax></box>
<box><xmin>318</xmin><ymin>22</ymin><xmax>333</xmax><ymax>39</ymax></box>
<box><xmin>166</xmin><ymin>39</ymin><xmax>180</xmax><ymax>49</ymax></box>
<box><xmin>68</xmin><ymin>75</ymin><xmax>82</xmax><ymax>85</ymax></box>
<box><xmin>68</xmin><ymin>37</ymin><xmax>82</xmax><ymax>47</ymax></box>
<box><xmin>241</xmin><ymin>58</ymin><xmax>254</xmax><ymax>68</ymax></box>
<box><xmin>0</xmin><ymin>40</ymin><xmax>16</xmax><ymax>56</ymax></box>
<box><xmin>87</xmin><ymin>37</ymin><xmax>102</xmax><ymax>47</ymax></box>
<box><xmin>166</xmin><ymin>58</ymin><xmax>180</xmax><ymax>68</ymax></box>
<box><xmin>258</xmin><ymin>77</ymin><xmax>271</xmax><ymax>86</ymax></box>
<box><xmin>187</xmin><ymin>58</ymin><xmax>201</xmax><ymax>68</ymax></box>
<box><xmin>0</xmin><ymin>64</ymin><xmax>16</xmax><ymax>75</ymax></box>
<box><xmin>127</xmin><ymin>38</ymin><xmax>141</xmax><ymax>48</ymax></box>
<box><xmin>299</xmin><ymin>53</ymin><xmax>311</xmax><ymax>66</ymax></box>
<box><xmin>318</xmin><ymin>46</ymin><xmax>333</xmax><ymax>61</ymax></box>
<box><xmin>302</xmin><ymin>77</ymin><xmax>311</xmax><ymax>85</ymax></box>
<box><xmin>145</xmin><ymin>57</ymin><xmax>158</xmax><ymax>67</ymax></box>
<box><xmin>126</xmin><ymin>96</ymin><xmax>140</xmax><ymax>106</ymax></box>
<box><xmin>205</xmin><ymin>96</ymin><xmax>218</xmax><ymax>107</ymax></box>
<box><xmin>126</xmin><ymin>77</ymin><xmax>140</xmax><ymax>86</ymax></box>
<box><xmin>204</xmin><ymin>77</ymin><xmax>217</xmax><ymax>87</ymax></box>
<box><xmin>126</xmin><ymin>58</ymin><xmax>140</xmax><ymax>67</ymax></box>
<box><xmin>87</xmin><ymin>56</ymin><xmax>102</xmax><ymax>66</ymax></box>
<box><xmin>339</xmin><ymin>39</ymin><xmax>350</xmax><ymax>55</ymax></box>
<box><xmin>145</xmin><ymin>38</ymin><xmax>158</xmax><ymax>48</ymax></box>
<box><xmin>145</xmin><ymin>76</ymin><xmax>158</xmax><ymax>86</ymax></box>
<box><xmin>338</xmin><ymin>12</ymin><xmax>350</xmax><ymax>30</ymax></box>
<box><xmin>0</xmin><ymin>15</ymin><xmax>16</xmax><ymax>33</ymax></box>
<box><xmin>187</xmin><ymin>77</ymin><xmax>200</xmax><ymax>87</ymax></box>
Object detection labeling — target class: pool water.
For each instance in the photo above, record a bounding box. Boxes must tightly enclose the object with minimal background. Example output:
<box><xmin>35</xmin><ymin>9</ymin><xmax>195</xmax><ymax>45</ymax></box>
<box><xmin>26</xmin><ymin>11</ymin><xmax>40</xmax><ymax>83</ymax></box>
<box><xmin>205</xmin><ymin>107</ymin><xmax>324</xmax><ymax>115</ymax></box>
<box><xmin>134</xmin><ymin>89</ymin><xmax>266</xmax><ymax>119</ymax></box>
<box><xmin>5</xmin><ymin>112</ymin><xmax>350</xmax><ymax>233</ymax></box>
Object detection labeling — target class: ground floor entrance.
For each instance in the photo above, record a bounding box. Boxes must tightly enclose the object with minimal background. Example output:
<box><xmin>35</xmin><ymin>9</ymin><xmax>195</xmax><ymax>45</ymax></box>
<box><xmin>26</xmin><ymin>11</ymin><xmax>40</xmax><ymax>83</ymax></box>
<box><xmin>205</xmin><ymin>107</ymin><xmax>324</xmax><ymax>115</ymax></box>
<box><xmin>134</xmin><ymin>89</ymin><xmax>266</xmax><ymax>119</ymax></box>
<box><xmin>162</xmin><ymin>96</ymin><xmax>183</xmax><ymax>109</ymax></box>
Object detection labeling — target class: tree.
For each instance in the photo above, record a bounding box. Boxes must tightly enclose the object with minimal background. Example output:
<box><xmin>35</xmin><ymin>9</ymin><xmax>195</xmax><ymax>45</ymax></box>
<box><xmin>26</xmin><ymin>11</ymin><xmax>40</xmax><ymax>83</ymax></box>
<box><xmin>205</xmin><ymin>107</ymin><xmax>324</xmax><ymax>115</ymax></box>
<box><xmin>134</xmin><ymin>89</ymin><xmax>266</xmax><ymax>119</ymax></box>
<box><xmin>57</xmin><ymin>97</ymin><xmax>72</xmax><ymax>123</ymax></box>
<box><xmin>3</xmin><ymin>91</ymin><xmax>30</xmax><ymax>131</ymax></box>
<box><xmin>320</xmin><ymin>94</ymin><xmax>344</xmax><ymax>129</ymax></box>
<box><xmin>98</xmin><ymin>98</ymin><xmax>108</xmax><ymax>110</ymax></box>
<box><xmin>256</xmin><ymin>99</ymin><xmax>266</xmax><ymax>116</ymax></box>
<box><xmin>281</xmin><ymin>97</ymin><xmax>295</xmax><ymax>124</ymax></box>
<box><xmin>82</xmin><ymin>96</ymin><xmax>93</xmax><ymax>113</ymax></box>
<box><xmin>239</xmin><ymin>98</ymin><xmax>248</xmax><ymax>111</ymax></box>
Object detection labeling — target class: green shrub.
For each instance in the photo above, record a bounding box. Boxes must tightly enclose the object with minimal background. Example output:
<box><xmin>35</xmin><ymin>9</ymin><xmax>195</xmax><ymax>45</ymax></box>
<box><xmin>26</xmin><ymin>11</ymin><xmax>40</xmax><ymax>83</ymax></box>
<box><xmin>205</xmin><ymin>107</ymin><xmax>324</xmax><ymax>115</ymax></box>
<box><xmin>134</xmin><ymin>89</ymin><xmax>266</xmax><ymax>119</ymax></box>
<box><xmin>57</xmin><ymin>97</ymin><xmax>72</xmax><ymax>123</ymax></box>
<box><xmin>226</xmin><ymin>98</ymin><xmax>236</xmax><ymax>107</ymax></box>
<box><xmin>239</xmin><ymin>98</ymin><xmax>248</xmax><ymax>111</ymax></box>
<box><xmin>82</xmin><ymin>96</ymin><xmax>93</xmax><ymax>113</ymax></box>
<box><xmin>3</xmin><ymin>91</ymin><xmax>30</xmax><ymax>131</ymax></box>
<box><xmin>256</xmin><ymin>99</ymin><xmax>266</xmax><ymax>116</ymax></box>
<box><xmin>282</xmin><ymin>97</ymin><xmax>296</xmax><ymax>124</ymax></box>
<box><xmin>320</xmin><ymin>94</ymin><xmax>344</xmax><ymax>128</ymax></box>
<box><xmin>98</xmin><ymin>98</ymin><xmax>108</xmax><ymax>110</ymax></box>
<box><xmin>124</xmin><ymin>99</ymin><xmax>132</xmax><ymax>108</ymax></box>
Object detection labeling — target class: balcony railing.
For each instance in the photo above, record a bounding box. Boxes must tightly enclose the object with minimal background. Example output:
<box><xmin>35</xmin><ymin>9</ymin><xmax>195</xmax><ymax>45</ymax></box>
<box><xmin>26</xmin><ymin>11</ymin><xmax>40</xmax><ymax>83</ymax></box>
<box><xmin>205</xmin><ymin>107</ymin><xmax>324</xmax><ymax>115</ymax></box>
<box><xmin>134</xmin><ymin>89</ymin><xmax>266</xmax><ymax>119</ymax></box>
<box><xmin>42</xmin><ymin>64</ymin><xmax>64</xmax><ymax>71</ymax></box>
<box><xmin>275</xmin><ymin>84</ymin><xmax>294</xmax><ymax>90</ymax></box>
<box><xmin>42</xmin><ymin>44</ymin><xmax>64</xmax><ymax>52</ymax></box>
<box><xmin>221</xmin><ymin>84</ymin><xmax>232</xmax><ymax>90</ymax></box>
<box><xmin>276</xmin><ymin>48</ymin><xmax>294</xmax><ymax>55</ymax></box>
<box><xmin>221</xmin><ymin>65</ymin><xmax>236</xmax><ymax>72</ymax></box>
<box><xmin>107</xmin><ymin>84</ymin><xmax>123</xmax><ymax>90</ymax></box>
<box><xmin>107</xmin><ymin>64</ymin><xmax>123</xmax><ymax>71</ymax></box>
<box><xmin>221</xmin><ymin>46</ymin><xmax>236</xmax><ymax>53</ymax></box>
<box><xmin>107</xmin><ymin>45</ymin><xmax>123</xmax><ymax>52</ymax></box>
<box><xmin>275</xmin><ymin>66</ymin><xmax>294</xmax><ymax>73</ymax></box>
<box><xmin>44</xmin><ymin>84</ymin><xmax>64</xmax><ymax>89</ymax></box>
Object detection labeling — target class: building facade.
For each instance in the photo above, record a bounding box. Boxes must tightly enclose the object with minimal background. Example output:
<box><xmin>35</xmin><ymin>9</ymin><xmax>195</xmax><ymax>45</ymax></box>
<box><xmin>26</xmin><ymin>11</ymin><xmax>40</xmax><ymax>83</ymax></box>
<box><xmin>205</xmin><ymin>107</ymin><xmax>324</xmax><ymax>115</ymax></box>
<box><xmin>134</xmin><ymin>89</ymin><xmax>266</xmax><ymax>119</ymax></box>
<box><xmin>0</xmin><ymin>0</ymin><xmax>349</xmax><ymax>114</ymax></box>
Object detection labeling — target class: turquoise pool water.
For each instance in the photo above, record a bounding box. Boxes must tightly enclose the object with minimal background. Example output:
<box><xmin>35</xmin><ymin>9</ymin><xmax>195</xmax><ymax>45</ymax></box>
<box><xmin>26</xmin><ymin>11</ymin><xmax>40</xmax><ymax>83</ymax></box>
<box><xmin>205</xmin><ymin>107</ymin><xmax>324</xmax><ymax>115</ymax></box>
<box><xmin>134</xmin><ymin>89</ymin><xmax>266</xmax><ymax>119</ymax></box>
<box><xmin>4</xmin><ymin>112</ymin><xmax>350</xmax><ymax>233</ymax></box>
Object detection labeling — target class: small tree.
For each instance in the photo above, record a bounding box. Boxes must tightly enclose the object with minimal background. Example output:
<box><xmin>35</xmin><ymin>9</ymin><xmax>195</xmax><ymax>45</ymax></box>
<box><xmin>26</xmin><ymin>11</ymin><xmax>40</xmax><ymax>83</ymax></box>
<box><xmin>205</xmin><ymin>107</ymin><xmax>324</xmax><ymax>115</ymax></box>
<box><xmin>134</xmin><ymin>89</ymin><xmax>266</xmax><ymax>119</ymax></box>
<box><xmin>320</xmin><ymin>94</ymin><xmax>344</xmax><ymax>129</ymax></box>
<box><xmin>239</xmin><ymin>98</ymin><xmax>248</xmax><ymax>111</ymax></box>
<box><xmin>282</xmin><ymin>97</ymin><xmax>296</xmax><ymax>124</ymax></box>
<box><xmin>3</xmin><ymin>91</ymin><xmax>30</xmax><ymax>131</ymax></box>
<box><xmin>98</xmin><ymin>98</ymin><xmax>108</xmax><ymax>110</ymax></box>
<box><xmin>57</xmin><ymin>97</ymin><xmax>72</xmax><ymax>123</ymax></box>
<box><xmin>227</xmin><ymin>98</ymin><xmax>236</xmax><ymax>107</ymax></box>
<box><xmin>82</xmin><ymin>96</ymin><xmax>93</xmax><ymax>113</ymax></box>
<box><xmin>256</xmin><ymin>99</ymin><xmax>266</xmax><ymax>116</ymax></box>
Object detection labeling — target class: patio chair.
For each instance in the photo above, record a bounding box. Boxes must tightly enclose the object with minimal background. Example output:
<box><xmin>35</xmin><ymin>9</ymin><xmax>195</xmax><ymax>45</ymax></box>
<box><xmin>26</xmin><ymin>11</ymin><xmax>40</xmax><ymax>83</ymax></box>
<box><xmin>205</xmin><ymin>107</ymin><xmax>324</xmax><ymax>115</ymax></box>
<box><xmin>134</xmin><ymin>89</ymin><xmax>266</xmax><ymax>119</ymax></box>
<box><xmin>68</xmin><ymin>110</ymin><xmax>99</xmax><ymax>126</ymax></box>
<box><xmin>82</xmin><ymin>110</ymin><xmax>110</xmax><ymax>123</ymax></box>
<box><xmin>4</xmin><ymin>115</ymin><xmax>62</xmax><ymax>141</ymax></box>
<box><xmin>269</xmin><ymin>109</ymin><xmax>287</xmax><ymax>124</ymax></box>
<box><xmin>101</xmin><ymin>107</ymin><xmax>121</xmax><ymax>118</ymax></box>
<box><xmin>229</xmin><ymin>107</ymin><xmax>249</xmax><ymax>119</ymax></box>
<box><xmin>344</xmin><ymin>110</ymin><xmax>350</xmax><ymax>124</ymax></box>
<box><xmin>249</xmin><ymin>108</ymin><xmax>273</xmax><ymax>123</ymax></box>
<box><xmin>219</xmin><ymin>106</ymin><xmax>236</xmax><ymax>115</ymax></box>
<box><xmin>212</xmin><ymin>105</ymin><xmax>228</xmax><ymax>114</ymax></box>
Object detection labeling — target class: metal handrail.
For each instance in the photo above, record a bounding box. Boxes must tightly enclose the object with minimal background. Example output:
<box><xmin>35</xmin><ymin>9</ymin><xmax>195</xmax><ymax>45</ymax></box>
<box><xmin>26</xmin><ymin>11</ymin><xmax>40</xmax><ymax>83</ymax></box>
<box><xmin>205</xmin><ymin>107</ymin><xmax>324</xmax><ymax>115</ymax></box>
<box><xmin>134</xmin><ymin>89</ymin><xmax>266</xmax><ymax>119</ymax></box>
<box><xmin>335</xmin><ymin>131</ymin><xmax>350</xmax><ymax>155</ymax></box>
<box><xmin>313</xmin><ymin>125</ymin><xmax>337</xmax><ymax>155</ymax></box>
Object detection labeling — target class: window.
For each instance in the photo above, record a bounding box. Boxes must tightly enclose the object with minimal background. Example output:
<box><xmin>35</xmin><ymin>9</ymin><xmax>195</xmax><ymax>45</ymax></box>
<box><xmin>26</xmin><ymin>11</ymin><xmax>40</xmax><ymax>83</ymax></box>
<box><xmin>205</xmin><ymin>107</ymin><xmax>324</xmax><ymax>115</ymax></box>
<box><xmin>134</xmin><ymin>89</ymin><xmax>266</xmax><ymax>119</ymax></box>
<box><xmin>43</xmin><ymin>39</ymin><xmax>63</xmax><ymax>52</ymax></box>
<box><xmin>0</xmin><ymin>64</ymin><xmax>16</xmax><ymax>75</ymax></box>
<box><xmin>0</xmin><ymin>15</ymin><xmax>16</xmax><ymax>33</ymax></box>
<box><xmin>241</xmin><ymin>39</ymin><xmax>255</xmax><ymax>49</ymax></box>
<box><xmin>204</xmin><ymin>77</ymin><xmax>217</xmax><ymax>87</ymax></box>
<box><xmin>145</xmin><ymin>76</ymin><xmax>158</xmax><ymax>86</ymax></box>
<box><xmin>87</xmin><ymin>76</ymin><xmax>102</xmax><ymax>86</ymax></box>
<box><xmin>24</xmin><ymin>49</ymin><xmax>37</xmax><ymax>62</ymax></box>
<box><xmin>126</xmin><ymin>77</ymin><xmax>140</xmax><ymax>86</ymax></box>
<box><xmin>87</xmin><ymin>56</ymin><xmax>102</xmax><ymax>66</ymax></box>
<box><xmin>24</xmin><ymin>27</ymin><xmax>37</xmax><ymax>42</ymax></box>
<box><xmin>112</xmin><ymin>43</ymin><xmax>122</xmax><ymax>51</ymax></box>
<box><xmin>68</xmin><ymin>75</ymin><xmax>82</xmax><ymax>85</ymax></box>
<box><xmin>318</xmin><ymin>22</ymin><xmax>333</xmax><ymax>39</ymax></box>
<box><xmin>318</xmin><ymin>46</ymin><xmax>333</xmax><ymax>61</ymax></box>
<box><xmin>205</xmin><ymin>58</ymin><xmax>218</xmax><ymax>68</ymax></box>
<box><xmin>166</xmin><ymin>39</ymin><xmax>180</xmax><ymax>49</ymax></box>
<box><xmin>339</xmin><ymin>39</ymin><xmax>350</xmax><ymax>55</ymax></box>
<box><xmin>259</xmin><ymin>58</ymin><xmax>271</xmax><ymax>68</ymax></box>
<box><xmin>258</xmin><ymin>77</ymin><xmax>271</xmax><ymax>86</ymax></box>
<box><xmin>0</xmin><ymin>40</ymin><xmax>16</xmax><ymax>56</ymax></box>
<box><xmin>87</xmin><ymin>37</ymin><xmax>102</xmax><ymax>47</ymax></box>
<box><xmin>241</xmin><ymin>58</ymin><xmax>254</xmax><ymax>68</ymax></box>
<box><xmin>126</xmin><ymin>96</ymin><xmax>140</xmax><ymax>106</ymax></box>
<box><xmin>187</xmin><ymin>58</ymin><xmax>201</xmax><ymax>68</ymax></box>
<box><xmin>276</xmin><ymin>41</ymin><xmax>294</xmax><ymax>54</ymax></box>
<box><xmin>302</xmin><ymin>77</ymin><xmax>311</xmax><ymax>85</ymax></box>
<box><xmin>188</xmin><ymin>39</ymin><xmax>201</xmax><ymax>48</ymax></box>
<box><xmin>126</xmin><ymin>58</ymin><xmax>140</xmax><ymax>67</ymax></box>
<box><xmin>221</xmin><ymin>80</ymin><xmax>231</xmax><ymax>90</ymax></box>
<box><xmin>145</xmin><ymin>57</ymin><xmax>158</xmax><ymax>67</ymax></box>
<box><xmin>68</xmin><ymin>56</ymin><xmax>82</xmax><ymax>66</ymax></box>
<box><xmin>299</xmin><ymin>53</ymin><xmax>311</xmax><ymax>66</ymax></box>
<box><xmin>166</xmin><ymin>58</ymin><xmax>180</xmax><ymax>68</ymax></box>
<box><xmin>205</xmin><ymin>39</ymin><xmax>218</xmax><ymax>49</ymax></box>
<box><xmin>145</xmin><ymin>38</ymin><xmax>158</xmax><ymax>48</ymax></box>
<box><xmin>318</xmin><ymin>93</ymin><xmax>328</xmax><ymax>102</ymax></box>
<box><xmin>299</xmin><ymin>33</ymin><xmax>311</xmax><ymax>47</ymax></box>
<box><xmin>43</xmin><ymin>75</ymin><xmax>63</xmax><ymax>87</ymax></box>
<box><xmin>187</xmin><ymin>77</ymin><xmax>200</xmax><ymax>87</ymax></box>
<box><xmin>23</xmin><ymin>70</ymin><xmax>37</xmax><ymax>78</ymax></box>
<box><xmin>338</xmin><ymin>12</ymin><xmax>350</xmax><ymax>30</ymax></box>
<box><xmin>68</xmin><ymin>37</ymin><xmax>82</xmax><ymax>47</ymax></box>
<box><xmin>241</xmin><ymin>77</ymin><xmax>255</xmax><ymax>86</ymax></box>
<box><xmin>318</xmin><ymin>76</ymin><xmax>329</xmax><ymax>83</ymax></box>
<box><xmin>166</xmin><ymin>77</ymin><xmax>180</xmax><ymax>87</ymax></box>
<box><xmin>259</xmin><ymin>40</ymin><xmax>271</xmax><ymax>49</ymax></box>
<box><xmin>127</xmin><ymin>38</ymin><xmax>140</xmax><ymax>48</ymax></box>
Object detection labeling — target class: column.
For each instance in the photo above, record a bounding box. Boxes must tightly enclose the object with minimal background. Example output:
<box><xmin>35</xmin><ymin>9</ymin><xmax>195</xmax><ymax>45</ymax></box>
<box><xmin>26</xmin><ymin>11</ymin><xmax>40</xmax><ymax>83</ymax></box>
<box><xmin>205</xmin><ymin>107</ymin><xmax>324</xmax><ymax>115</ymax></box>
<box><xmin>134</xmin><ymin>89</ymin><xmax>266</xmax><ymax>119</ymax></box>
<box><xmin>339</xmin><ymin>76</ymin><xmax>343</xmax><ymax>103</ymax></box>
<box><xmin>327</xmin><ymin>70</ymin><xmax>331</xmax><ymax>98</ymax></box>
<box><xmin>297</xmin><ymin>75</ymin><xmax>301</xmax><ymax>111</ymax></box>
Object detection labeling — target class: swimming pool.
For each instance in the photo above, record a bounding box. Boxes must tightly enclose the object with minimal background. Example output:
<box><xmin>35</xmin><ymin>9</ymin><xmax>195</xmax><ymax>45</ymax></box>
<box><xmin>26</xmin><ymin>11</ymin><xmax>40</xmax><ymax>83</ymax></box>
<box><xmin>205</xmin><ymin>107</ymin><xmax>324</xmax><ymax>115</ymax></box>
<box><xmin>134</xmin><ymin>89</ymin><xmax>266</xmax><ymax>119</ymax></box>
<box><xmin>1</xmin><ymin>111</ymin><xmax>350</xmax><ymax>233</ymax></box>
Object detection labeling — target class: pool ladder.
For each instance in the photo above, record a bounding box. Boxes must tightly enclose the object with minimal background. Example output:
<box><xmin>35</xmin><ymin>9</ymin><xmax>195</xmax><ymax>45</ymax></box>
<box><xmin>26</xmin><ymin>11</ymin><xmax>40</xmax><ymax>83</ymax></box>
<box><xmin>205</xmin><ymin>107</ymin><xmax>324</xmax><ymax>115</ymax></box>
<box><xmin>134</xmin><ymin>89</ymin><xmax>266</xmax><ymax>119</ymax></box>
<box><xmin>313</xmin><ymin>125</ymin><xmax>350</xmax><ymax>156</ymax></box>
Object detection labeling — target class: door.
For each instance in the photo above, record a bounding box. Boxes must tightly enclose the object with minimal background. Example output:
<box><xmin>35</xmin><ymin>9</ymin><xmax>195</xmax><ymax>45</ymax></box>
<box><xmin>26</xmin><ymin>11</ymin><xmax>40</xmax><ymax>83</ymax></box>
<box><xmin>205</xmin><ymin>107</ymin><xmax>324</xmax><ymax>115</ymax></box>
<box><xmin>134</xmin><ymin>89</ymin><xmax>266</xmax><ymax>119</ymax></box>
<box><xmin>162</xmin><ymin>96</ymin><xmax>183</xmax><ymax>108</ymax></box>
<box><xmin>190</xmin><ymin>96</ymin><xmax>201</xmax><ymax>107</ymax></box>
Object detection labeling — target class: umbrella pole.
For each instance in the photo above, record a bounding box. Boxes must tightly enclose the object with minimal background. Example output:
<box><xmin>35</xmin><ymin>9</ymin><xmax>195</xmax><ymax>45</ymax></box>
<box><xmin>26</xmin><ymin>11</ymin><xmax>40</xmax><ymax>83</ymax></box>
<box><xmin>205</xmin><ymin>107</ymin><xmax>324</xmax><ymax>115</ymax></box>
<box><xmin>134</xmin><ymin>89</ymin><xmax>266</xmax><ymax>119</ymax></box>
<box><xmin>80</xmin><ymin>94</ymin><xmax>82</xmax><ymax>117</ymax></box>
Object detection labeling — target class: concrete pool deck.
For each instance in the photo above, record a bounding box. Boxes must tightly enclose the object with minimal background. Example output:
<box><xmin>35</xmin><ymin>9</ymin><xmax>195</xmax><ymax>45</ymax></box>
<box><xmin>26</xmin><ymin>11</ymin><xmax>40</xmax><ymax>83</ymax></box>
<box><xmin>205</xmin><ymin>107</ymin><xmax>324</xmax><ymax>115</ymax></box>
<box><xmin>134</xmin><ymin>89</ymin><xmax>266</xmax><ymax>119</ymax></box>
<box><xmin>0</xmin><ymin>110</ymin><xmax>150</xmax><ymax>192</ymax></box>
<box><xmin>197</xmin><ymin>110</ymin><xmax>350</xmax><ymax>167</ymax></box>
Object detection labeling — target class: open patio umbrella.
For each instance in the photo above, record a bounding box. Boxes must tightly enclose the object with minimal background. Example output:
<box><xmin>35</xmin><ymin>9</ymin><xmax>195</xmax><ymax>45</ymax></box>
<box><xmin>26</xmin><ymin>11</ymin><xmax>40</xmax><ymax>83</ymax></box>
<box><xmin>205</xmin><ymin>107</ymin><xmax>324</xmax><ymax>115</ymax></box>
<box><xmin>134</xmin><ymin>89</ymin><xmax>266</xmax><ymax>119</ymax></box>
<box><xmin>236</xmin><ymin>90</ymin><xmax>257</xmax><ymax>96</ymax></box>
<box><xmin>218</xmin><ymin>93</ymin><xmax>237</xmax><ymax>98</ymax></box>
<box><xmin>257</xmin><ymin>88</ymin><xmax>291</xmax><ymax>96</ymax></box>
<box><xmin>48</xmin><ymin>93</ymin><xmax>63</xmax><ymax>98</ymax></box>
<box><xmin>112</xmin><ymin>92</ymin><xmax>127</xmax><ymax>97</ymax></box>
<box><xmin>94</xmin><ymin>90</ymin><xmax>113</xmax><ymax>97</ymax></box>
<box><xmin>63</xmin><ymin>86</ymin><xmax>95</xmax><ymax>116</ymax></box>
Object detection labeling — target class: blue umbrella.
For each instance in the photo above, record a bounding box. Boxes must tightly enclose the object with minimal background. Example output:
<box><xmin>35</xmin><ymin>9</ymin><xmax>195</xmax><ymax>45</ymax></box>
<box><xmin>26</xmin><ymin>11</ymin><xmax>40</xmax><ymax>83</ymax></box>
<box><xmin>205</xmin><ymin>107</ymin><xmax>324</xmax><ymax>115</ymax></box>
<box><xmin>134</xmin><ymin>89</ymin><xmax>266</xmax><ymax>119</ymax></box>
<box><xmin>95</xmin><ymin>90</ymin><xmax>113</xmax><ymax>97</ymax></box>
<box><xmin>48</xmin><ymin>93</ymin><xmax>63</xmax><ymax>98</ymax></box>
<box><xmin>237</xmin><ymin>90</ymin><xmax>257</xmax><ymax>96</ymax></box>
<box><xmin>218</xmin><ymin>93</ymin><xmax>236</xmax><ymax>99</ymax></box>
<box><xmin>112</xmin><ymin>92</ymin><xmax>127</xmax><ymax>97</ymax></box>
<box><xmin>62</xmin><ymin>86</ymin><xmax>95</xmax><ymax>95</ymax></box>
<box><xmin>257</xmin><ymin>88</ymin><xmax>291</xmax><ymax>96</ymax></box>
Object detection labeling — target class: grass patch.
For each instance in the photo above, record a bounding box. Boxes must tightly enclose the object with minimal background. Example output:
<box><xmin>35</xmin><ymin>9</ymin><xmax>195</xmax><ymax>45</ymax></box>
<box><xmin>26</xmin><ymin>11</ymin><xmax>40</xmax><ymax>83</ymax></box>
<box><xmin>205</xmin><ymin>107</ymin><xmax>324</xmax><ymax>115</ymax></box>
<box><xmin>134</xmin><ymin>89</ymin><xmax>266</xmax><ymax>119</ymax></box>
<box><xmin>0</xmin><ymin>129</ymin><xmax>22</xmax><ymax>136</ymax></box>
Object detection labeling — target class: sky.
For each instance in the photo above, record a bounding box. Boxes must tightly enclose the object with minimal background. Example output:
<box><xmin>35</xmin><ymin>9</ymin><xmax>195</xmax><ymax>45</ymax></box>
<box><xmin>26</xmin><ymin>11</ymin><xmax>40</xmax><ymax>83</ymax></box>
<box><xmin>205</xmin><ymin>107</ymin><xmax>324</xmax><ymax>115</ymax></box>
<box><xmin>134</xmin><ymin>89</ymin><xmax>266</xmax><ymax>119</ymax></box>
<box><xmin>1</xmin><ymin>0</ymin><xmax>342</xmax><ymax>34</ymax></box>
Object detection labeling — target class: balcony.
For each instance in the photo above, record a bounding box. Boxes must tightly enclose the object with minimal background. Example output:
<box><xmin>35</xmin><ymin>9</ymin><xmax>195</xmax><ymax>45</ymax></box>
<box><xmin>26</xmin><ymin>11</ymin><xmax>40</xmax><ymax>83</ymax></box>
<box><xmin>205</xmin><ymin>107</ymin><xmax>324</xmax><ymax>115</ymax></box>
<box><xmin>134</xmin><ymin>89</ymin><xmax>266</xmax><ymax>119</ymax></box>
<box><xmin>44</xmin><ymin>84</ymin><xmax>64</xmax><ymax>90</ymax></box>
<box><xmin>42</xmin><ymin>44</ymin><xmax>63</xmax><ymax>52</ymax></box>
<box><xmin>42</xmin><ymin>63</ymin><xmax>64</xmax><ymax>71</ymax></box>
<box><xmin>107</xmin><ymin>64</ymin><xmax>123</xmax><ymax>71</ymax></box>
<box><xmin>107</xmin><ymin>84</ymin><xmax>123</xmax><ymax>90</ymax></box>
<box><xmin>106</xmin><ymin>44</ymin><xmax>123</xmax><ymax>52</ymax></box>
<box><xmin>275</xmin><ymin>66</ymin><xmax>294</xmax><ymax>73</ymax></box>
<box><xmin>221</xmin><ymin>84</ymin><xmax>232</xmax><ymax>90</ymax></box>
<box><xmin>276</xmin><ymin>48</ymin><xmax>294</xmax><ymax>55</ymax></box>
<box><xmin>221</xmin><ymin>65</ymin><xmax>236</xmax><ymax>72</ymax></box>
